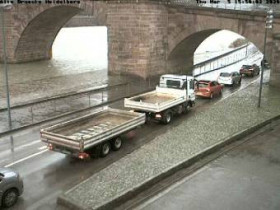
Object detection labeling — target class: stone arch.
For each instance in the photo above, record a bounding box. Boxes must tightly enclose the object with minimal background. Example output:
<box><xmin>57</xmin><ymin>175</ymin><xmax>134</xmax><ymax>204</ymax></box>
<box><xmin>167</xmin><ymin>29</ymin><xmax>221</xmax><ymax>74</ymax></box>
<box><xmin>167</xmin><ymin>27</ymin><xmax>265</xmax><ymax>75</ymax></box>
<box><xmin>15</xmin><ymin>5</ymin><xmax>83</xmax><ymax>62</ymax></box>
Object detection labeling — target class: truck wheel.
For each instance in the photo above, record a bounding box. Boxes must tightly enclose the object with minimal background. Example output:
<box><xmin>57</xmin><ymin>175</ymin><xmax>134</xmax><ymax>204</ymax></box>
<box><xmin>177</xmin><ymin>105</ymin><xmax>183</xmax><ymax>115</ymax></box>
<box><xmin>2</xmin><ymin>188</ymin><xmax>18</xmax><ymax>208</ymax></box>
<box><xmin>145</xmin><ymin>113</ymin><xmax>151</xmax><ymax>124</ymax></box>
<box><xmin>183</xmin><ymin>103</ymin><xmax>191</xmax><ymax>114</ymax></box>
<box><xmin>99</xmin><ymin>142</ymin><xmax>111</xmax><ymax>157</ymax></box>
<box><xmin>162</xmin><ymin>111</ymin><xmax>172</xmax><ymax>124</ymax></box>
<box><xmin>111</xmin><ymin>137</ymin><xmax>122</xmax><ymax>151</ymax></box>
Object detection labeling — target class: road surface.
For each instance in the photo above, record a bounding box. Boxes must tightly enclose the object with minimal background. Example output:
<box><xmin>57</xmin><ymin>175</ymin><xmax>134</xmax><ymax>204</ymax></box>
<box><xmin>0</xmin><ymin>73</ymin><xmax>263</xmax><ymax>210</ymax></box>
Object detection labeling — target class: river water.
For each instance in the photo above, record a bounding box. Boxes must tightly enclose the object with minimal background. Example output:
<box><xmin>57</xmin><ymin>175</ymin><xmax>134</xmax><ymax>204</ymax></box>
<box><xmin>0</xmin><ymin>27</ymin><xmax>108</xmax><ymax>85</ymax></box>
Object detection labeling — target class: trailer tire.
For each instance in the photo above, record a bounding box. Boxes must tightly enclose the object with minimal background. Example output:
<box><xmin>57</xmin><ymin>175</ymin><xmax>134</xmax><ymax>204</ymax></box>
<box><xmin>98</xmin><ymin>142</ymin><xmax>111</xmax><ymax>157</ymax></box>
<box><xmin>111</xmin><ymin>137</ymin><xmax>122</xmax><ymax>151</ymax></box>
<box><xmin>162</xmin><ymin>111</ymin><xmax>172</xmax><ymax>124</ymax></box>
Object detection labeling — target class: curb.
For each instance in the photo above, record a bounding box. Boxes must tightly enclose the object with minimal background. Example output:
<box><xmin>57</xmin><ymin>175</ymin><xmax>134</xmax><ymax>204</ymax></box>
<box><xmin>57</xmin><ymin>114</ymin><xmax>280</xmax><ymax>210</ymax></box>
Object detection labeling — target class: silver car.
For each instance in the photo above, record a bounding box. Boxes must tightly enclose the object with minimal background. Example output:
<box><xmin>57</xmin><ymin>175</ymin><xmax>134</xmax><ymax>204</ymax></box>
<box><xmin>217</xmin><ymin>71</ymin><xmax>242</xmax><ymax>86</ymax></box>
<box><xmin>0</xmin><ymin>168</ymin><xmax>23</xmax><ymax>208</ymax></box>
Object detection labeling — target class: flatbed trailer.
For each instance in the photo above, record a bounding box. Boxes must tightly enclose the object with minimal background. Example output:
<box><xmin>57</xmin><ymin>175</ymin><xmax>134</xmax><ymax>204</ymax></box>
<box><xmin>40</xmin><ymin>108</ymin><xmax>145</xmax><ymax>158</ymax></box>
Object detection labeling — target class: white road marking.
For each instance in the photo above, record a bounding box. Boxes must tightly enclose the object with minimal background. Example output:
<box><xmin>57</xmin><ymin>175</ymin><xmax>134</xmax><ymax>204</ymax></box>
<box><xmin>15</xmin><ymin>140</ymin><xmax>42</xmax><ymax>150</ymax></box>
<box><xmin>4</xmin><ymin>149</ymin><xmax>48</xmax><ymax>168</ymax></box>
<box><xmin>38</xmin><ymin>146</ymin><xmax>47</xmax><ymax>150</ymax></box>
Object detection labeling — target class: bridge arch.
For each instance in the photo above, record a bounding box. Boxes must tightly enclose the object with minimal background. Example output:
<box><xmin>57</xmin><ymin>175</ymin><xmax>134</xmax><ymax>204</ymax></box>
<box><xmin>15</xmin><ymin>5</ymin><xmax>83</xmax><ymax>62</ymax></box>
<box><xmin>167</xmin><ymin>28</ymin><xmax>264</xmax><ymax>75</ymax></box>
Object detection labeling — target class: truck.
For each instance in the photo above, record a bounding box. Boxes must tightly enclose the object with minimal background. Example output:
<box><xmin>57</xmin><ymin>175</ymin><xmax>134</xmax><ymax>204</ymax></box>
<box><xmin>124</xmin><ymin>74</ymin><xmax>196</xmax><ymax>124</ymax></box>
<box><xmin>40</xmin><ymin>108</ymin><xmax>145</xmax><ymax>159</ymax></box>
<box><xmin>40</xmin><ymin>74</ymin><xmax>195</xmax><ymax>159</ymax></box>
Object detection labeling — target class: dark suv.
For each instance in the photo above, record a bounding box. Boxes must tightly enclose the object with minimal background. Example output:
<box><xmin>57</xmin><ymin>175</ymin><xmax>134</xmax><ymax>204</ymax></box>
<box><xmin>0</xmin><ymin>168</ymin><xmax>24</xmax><ymax>208</ymax></box>
<box><xmin>240</xmin><ymin>64</ymin><xmax>260</xmax><ymax>77</ymax></box>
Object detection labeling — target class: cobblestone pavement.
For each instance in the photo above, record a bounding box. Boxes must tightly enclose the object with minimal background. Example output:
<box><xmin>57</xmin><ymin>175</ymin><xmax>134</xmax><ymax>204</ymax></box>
<box><xmin>58</xmin><ymin>81</ymin><xmax>280</xmax><ymax>210</ymax></box>
<box><xmin>137</xmin><ymin>119</ymin><xmax>280</xmax><ymax>210</ymax></box>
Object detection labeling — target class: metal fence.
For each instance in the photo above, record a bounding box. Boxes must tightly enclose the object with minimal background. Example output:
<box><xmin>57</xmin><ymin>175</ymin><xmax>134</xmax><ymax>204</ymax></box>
<box><xmin>0</xmin><ymin>83</ymin><xmax>127</xmax><ymax>129</ymax></box>
<box><xmin>193</xmin><ymin>44</ymin><xmax>260</xmax><ymax>77</ymax></box>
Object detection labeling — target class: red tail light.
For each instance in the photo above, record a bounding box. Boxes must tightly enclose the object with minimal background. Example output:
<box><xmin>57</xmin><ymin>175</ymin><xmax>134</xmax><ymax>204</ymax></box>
<box><xmin>78</xmin><ymin>153</ymin><xmax>90</xmax><ymax>160</ymax></box>
<box><xmin>48</xmin><ymin>143</ymin><xmax>54</xmax><ymax>150</ymax></box>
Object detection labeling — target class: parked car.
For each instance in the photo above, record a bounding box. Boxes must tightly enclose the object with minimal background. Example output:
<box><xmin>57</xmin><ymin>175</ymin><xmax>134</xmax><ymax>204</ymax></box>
<box><xmin>0</xmin><ymin>168</ymin><xmax>23</xmax><ymax>208</ymax></box>
<box><xmin>239</xmin><ymin>64</ymin><xmax>260</xmax><ymax>77</ymax></box>
<box><xmin>195</xmin><ymin>80</ymin><xmax>223</xmax><ymax>99</ymax></box>
<box><xmin>217</xmin><ymin>72</ymin><xmax>242</xmax><ymax>86</ymax></box>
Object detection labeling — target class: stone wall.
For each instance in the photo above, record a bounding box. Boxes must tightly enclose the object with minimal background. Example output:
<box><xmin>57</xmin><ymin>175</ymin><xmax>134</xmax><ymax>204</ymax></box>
<box><xmin>107</xmin><ymin>3</ymin><xmax>168</xmax><ymax>79</ymax></box>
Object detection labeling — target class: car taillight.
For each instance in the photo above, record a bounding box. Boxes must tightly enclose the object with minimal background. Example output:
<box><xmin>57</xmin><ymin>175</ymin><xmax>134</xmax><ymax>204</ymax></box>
<box><xmin>48</xmin><ymin>143</ymin><xmax>54</xmax><ymax>150</ymax></box>
<box><xmin>78</xmin><ymin>153</ymin><xmax>90</xmax><ymax>160</ymax></box>
<box><xmin>155</xmin><ymin>113</ymin><xmax>162</xmax><ymax>118</ymax></box>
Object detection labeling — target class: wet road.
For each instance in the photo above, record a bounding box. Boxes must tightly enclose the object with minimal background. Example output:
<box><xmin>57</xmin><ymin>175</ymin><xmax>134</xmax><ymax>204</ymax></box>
<box><xmin>134</xmin><ymin>119</ymin><xmax>280</xmax><ymax>210</ymax></box>
<box><xmin>0</xmin><ymin>73</ymin><xmax>262</xmax><ymax>210</ymax></box>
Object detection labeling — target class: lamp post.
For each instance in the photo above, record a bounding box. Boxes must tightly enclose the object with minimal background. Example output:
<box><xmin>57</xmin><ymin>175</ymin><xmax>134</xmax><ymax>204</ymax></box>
<box><xmin>0</xmin><ymin>3</ymin><xmax>13</xmax><ymax>130</ymax></box>
<box><xmin>258</xmin><ymin>9</ymin><xmax>273</xmax><ymax>108</ymax></box>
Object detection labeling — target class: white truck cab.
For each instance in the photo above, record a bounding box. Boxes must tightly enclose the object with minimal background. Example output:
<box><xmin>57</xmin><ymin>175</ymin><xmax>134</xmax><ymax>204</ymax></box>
<box><xmin>159</xmin><ymin>74</ymin><xmax>196</xmax><ymax>102</ymax></box>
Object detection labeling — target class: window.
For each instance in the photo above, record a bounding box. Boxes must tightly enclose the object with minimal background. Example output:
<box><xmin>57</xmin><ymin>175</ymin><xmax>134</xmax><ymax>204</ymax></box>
<box><xmin>220</xmin><ymin>72</ymin><xmax>230</xmax><ymax>77</ymax></box>
<box><xmin>190</xmin><ymin>79</ymin><xmax>195</xmax><ymax>90</ymax></box>
<box><xmin>166</xmin><ymin>80</ymin><xmax>181</xmax><ymax>89</ymax></box>
<box><xmin>198</xmin><ymin>82</ymin><xmax>209</xmax><ymax>88</ymax></box>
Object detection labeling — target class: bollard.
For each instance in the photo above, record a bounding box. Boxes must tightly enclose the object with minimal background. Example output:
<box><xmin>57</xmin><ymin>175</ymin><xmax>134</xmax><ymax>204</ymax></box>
<box><xmin>102</xmin><ymin>91</ymin><xmax>104</xmax><ymax>103</ymax></box>
<box><xmin>30</xmin><ymin>106</ymin><xmax>34</xmax><ymax>124</ymax></box>
<box><xmin>88</xmin><ymin>93</ymin><xmax>91</xmax><ymax>107</ymax></box>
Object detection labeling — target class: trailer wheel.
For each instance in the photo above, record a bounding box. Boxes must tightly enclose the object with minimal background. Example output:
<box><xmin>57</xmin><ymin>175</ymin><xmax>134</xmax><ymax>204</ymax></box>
<box><xmin>111</xmin><ymin>137</ymin><xmax>122</xmax><ymax>151</ymax></box>
<box><xmin>99</xmin><ymin>142</ymin><xmax>111</xmax><ymax>157</ymax></box>
<box><xmin>162</xmin><ymin>111</ymin><xmax>172</xmax><ymax>124</ymax></box>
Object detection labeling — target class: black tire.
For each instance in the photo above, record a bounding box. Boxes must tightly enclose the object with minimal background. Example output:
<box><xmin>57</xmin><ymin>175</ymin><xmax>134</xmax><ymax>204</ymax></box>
<box><xmin>99</xmin><ymin>142</ymin><xmax>111</xmax><ymax>157</ymax></box>
<box><xmin>183</xmin><ymin>103</ymin><xmax>191</xmax><ymax>114</ymax></box>
<box><xmin>110</xmin><ymin>137</ymin><xmax>122</xmax><ymax>151</ymax></box>
<box><xmin>162</xmin><ymin>111</ymin><xmax>172</xmax><ymax>124</ymax></box>
<box><xmin>177</xmin><ymin>105</ymin><xmax>183</xmax><ymax>115</ymax></box>
<box><xmin>238</xmin><ymin>78</ymin><xmax>242</xmax><ymax>85</ymax></box>
<box><xmin>2</xmin><ymin>189</ymin><xmax>18</xmax><ymax>208</ymax></box>
<box><xmin>145</xmin><ymin>113</ymin><xmax>151</xmax><ymax>124</ymax></box>
<box><xmin>210</xmin><ymin>92</ymin><xmax>214</xmax><ymax>99</ymax></box>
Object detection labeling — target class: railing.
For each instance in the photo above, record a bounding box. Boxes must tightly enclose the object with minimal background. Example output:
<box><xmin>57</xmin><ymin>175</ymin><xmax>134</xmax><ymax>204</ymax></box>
<box><xmin>169</xmin><ymin>0</ymin><xmax>280</xmax><ymax>13</ymax></box>
<box><xmin>193</xmin><ymin>43</ymin><xmax>260</xmax><ymax>77</ymax></box>
<box><xmin>0</xmin><ymin>77</ymin><xmax>159</xmax><ymax>135</ymax></box>
<box><xmin>0</xmin><ymin>83</ymin><xmax>127</xmax><ymax>130</ymax></box>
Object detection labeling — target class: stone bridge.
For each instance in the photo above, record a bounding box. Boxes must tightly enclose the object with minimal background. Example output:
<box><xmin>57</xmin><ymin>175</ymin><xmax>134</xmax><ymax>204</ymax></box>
<box><xmin>1</xmin><ymin>0</ymin><xmax>280</xmax><ymax>86</ymax></box>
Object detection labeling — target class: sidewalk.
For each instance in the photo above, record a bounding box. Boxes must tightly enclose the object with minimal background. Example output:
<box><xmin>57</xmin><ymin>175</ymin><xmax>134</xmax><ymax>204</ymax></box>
<box><xmin>137</xmin><ymin>118</ymin><xmax>280</xmax><ymax>210</ymax></box>
<box><xmin>58</xmin><ymin>81</ymin><xmax>280</xmax><ymax>210</ymax></box>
